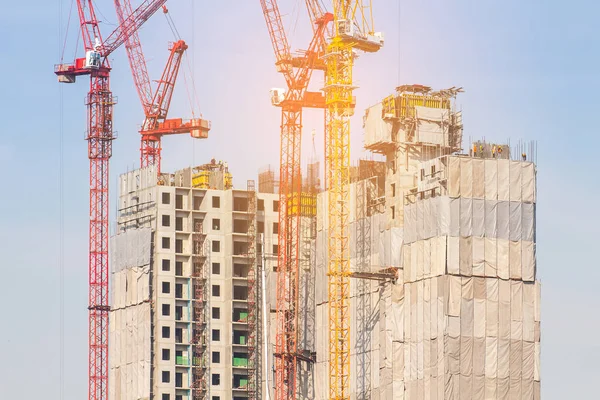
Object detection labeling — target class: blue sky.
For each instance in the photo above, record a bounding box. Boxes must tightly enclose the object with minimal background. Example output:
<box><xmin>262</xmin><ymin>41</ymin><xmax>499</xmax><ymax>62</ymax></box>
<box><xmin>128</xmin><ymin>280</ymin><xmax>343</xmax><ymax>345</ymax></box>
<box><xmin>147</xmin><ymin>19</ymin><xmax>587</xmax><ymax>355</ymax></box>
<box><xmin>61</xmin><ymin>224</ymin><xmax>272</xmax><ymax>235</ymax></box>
<box><xmin>0</xmin><ymin>0</ymin><xmax>598</xmax><ymax>398</ymax></box>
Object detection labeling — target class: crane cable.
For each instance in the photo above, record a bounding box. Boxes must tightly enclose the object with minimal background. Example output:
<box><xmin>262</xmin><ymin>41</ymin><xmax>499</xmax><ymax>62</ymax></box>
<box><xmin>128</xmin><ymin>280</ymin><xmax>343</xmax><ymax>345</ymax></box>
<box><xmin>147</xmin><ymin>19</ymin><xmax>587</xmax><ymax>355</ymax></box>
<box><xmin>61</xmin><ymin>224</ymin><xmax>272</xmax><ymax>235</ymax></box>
<box><xmin>58</xmin><ymin>1</ymin><xmax>66</xmax><ymax>400</ymax></box>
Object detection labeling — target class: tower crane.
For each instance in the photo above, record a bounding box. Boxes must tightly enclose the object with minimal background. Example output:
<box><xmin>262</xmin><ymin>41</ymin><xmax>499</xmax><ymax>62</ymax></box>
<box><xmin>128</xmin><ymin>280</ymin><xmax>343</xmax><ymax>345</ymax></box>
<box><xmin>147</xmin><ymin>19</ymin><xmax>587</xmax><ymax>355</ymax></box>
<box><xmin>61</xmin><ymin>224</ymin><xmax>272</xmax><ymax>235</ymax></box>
<box><xmin>324</xmin><ymin>2</ymin><xmax>383</xmax><ymax>399</ymax></box>
<box><xmin>259</xmin><ymin>1</ymin><xmax>332</xmax><ymax>399</ymax></box>
<box><xmin>115</xmin><ymin>3</ymin><xmax>210</xmax><ymax>174</ymax></box>
<box><xmin>54</xmin><ymin>2</ymin><xmax>167</xmax><ymax>400</ymax></box>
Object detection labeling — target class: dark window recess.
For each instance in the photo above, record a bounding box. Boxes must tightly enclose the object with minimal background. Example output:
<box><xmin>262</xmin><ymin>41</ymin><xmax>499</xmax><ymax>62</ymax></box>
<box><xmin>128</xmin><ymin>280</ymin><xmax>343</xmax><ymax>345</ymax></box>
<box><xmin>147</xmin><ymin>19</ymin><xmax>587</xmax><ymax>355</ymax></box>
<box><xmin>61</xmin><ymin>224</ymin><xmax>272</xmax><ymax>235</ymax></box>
<box><xmin>162</xmin><ymin>282</ymin><xmax>170</xmax><ymax>294</ymax></box>
<box><xmin>273</xmin><ymin>222</ymin><xmax>279</xmax><ymax>234</ymax></box>
<box><xmin>175</xmin><ymin>194</ymin><xmax>183</xmax><ymax>209</ymax></box>
<box><xmin>212</xmin><ymin>285</ymin><xmax>221</xmax><ymax>297</ymax></box>
<box><xmin>175</xmin><ymin>217</ymin><xmax>183</xmax><ymax>231</ymax></box>
<box><xmin>233</xmin><ymin>286</ymin><xmax>248</xmax><ymax>301</ymax></box>
<box><xmin>212</xmin><ymin>351</ymin><xmax>221</xmax><ymax>363</ymax></box>
<box><xmin>257</xmin><ymin>199</ymin><xmax>264</xmax><ymax>211</ymax></box>
<box><xmin>212</xmin><ymin>329</ymin><xmax>221</xmax><ymax>341</ymax></box>
<box><xmin>162</xmin><ymin>348</ymin><xmax>170</xmax><ymax>361</ymax></box>
<box><xmin>420</xmin><ymin>169</ymin><xmax>425</xmax><ymax>181</ymax></box>
<box><xmin>212</xmin><ymin>263</ymin><xmax>221</xmax><ymax>275</ymax></box>
<box><xmin>162</xmin><ymin>371</ymin><xmax>170</xmax><ymax>383</ymax></box>
<box><xmin>175</xmin><ymin>306</ymin><xmax>183</xmax><ymax>321</ymax></box>
<box><xmin>391</xmin><ymin>183</ymin><xmax>396</xmax><ymax>197</ymax></box>
<box><xmin>233</xmin><ymin>242</ymin><xmax>249</xmax><ymax>256</ymax></box>
<box><xmin>233</xmin><ymin>264</ymin><xmax>248</xmax><ymax>278</ymax></box>
<box><xmin>162</xmin><ymin>326</ymin><xmax>170</xmax><ymax>338</ymax></box>
<box><xmin>162</xmin><ymin>304</ymin><xmax>170</xmax><ymax>316</ymax></box>
<box><xmin>175</xmin><ymin>284</ymin><xmax>183</xmax><ymax>299</ymax></box>
<box><xmin>212</xmin><ymin>307</ymin><xmax>221</xmax><ymax>319</ymax></box>
<box><xmin>212</xmin><ymin>374</ymin><xmax>220</xmax><ymax>386</ymax></box>
<box><xmin>175</xmin><ymin>328</ymin><xmax>182</xmax><ymax>343</ymax></box>
<box><xmin>431</xmin><ymin>165</ymin><xmax>436</xmax><ymax>175</ymax></box>
<box><xmin>233</xmin><ymin>197</ymin><xmax>248</xmax><ymax>212</ymax></box>
<box><xmin>273</xmin><ymin>244</ymin><xmax>279</xmax><ymax>255</ymax></box>
<box><xmin>257</xmin><ymin>221</ymin><xmax>264</xmax><ymax>234</ymax></box>
<box><xmin>162</xmin><ymin>394</ymin><xmax>170</xmax><ymax>400</ymax></box>
<box><xmin>212</xmin><ymin>196</ymin><xmax>220</xmax><ymax>208</ymax></box>
<box><xmin>391</xmin><ymin>206</ymin><xmax>396</xmax><ymax>220</ymax></box>
<box><xmin>176</xmin><ymin>396</ymin><xmax>183</xmax><ymax>400</ymax></box>
<box><xmin>212</xmin><ymin>218</ymin><xmax>221</xmax><ymax>230</ymax></box>
<box><xmin>175</xmin><ymin>372</ymin><xmax>183</xmax><ymax>388</ymax></box>
<box><xmin>175</xmin><ymin>239</ymin><xmax>183</xmax><ymax>253</ymax></box>
<box><xmin>175</xmin><ymin>261</ymin><xmax>183</xmax><ymax>276</ymax></box>
<box><xmin>162</xmin><ymin>215</ymin><xmax>171</xmax><ymax>227</ymax></box>
<box><xmin>212</xmin><ymin>241</ymin><xmax>220</xmax><ymax>252</ymax></box>
<box><xmin>212</xmin><ymin>397</ymin><xmax>221</xmax><ymax>400</ymax></box>
<box><xmin>162</xmin><ymin>192</ymin><xmax>171</xmax><ymax>205</ymax></box>
<box><xmin>162</xmin><ymin>259</ymin><xmax>170</xmax><ymax>271</ymax></box>
<box><xmin>273</xmin><ymin>200</ymin><xmax>279</xmax><ymax>212</ymax></box>
<box><xmin>162</xmin><ymin>237</ymin><xmax>170</xmax><ymax>249</ymax></box>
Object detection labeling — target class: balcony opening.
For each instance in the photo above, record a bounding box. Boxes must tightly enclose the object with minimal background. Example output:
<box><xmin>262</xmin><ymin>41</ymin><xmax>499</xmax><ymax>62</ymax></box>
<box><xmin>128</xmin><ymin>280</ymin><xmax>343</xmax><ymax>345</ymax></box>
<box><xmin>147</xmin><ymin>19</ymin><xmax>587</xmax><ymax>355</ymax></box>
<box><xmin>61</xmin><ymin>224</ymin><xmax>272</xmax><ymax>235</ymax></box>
<box><xmin>232</xmin><ymin>352</ymin><xmax>249</xmax><ymax>367</ymax></box>
<box><xmin>233</xmin><ymin>263</ymin><xmax>249</xmax><ymax>278</ymax></box>
<box><xmin>233</xmin><ymin>219</ymin><xmax>249</xmax><ymax>234</ymax></box>
<box><xmin>233</xmin><ymin>241</ymin><xmax>249</xmax><ymax>256</ymax></box>
<box><xmin>233</xmin><ymin>330</ymin><xmax>248</xmax><ymax>345</ymax></box>
<box><xmin>175</xmin><ymin>283</ymin><xmax>183</xmax><ymax>299</ymax></box>
<box><xmin>233</xmin><ymin>308</ymin><xmax>248</xmax><ymax>322</ymax></box>
<box><xmin>233</xmin><ymin>286</ymin><xmax>249</xmax><ymax>301</ymax></box>
<box><xmin>233</xmin><ymin>374</ymin><xmax>249</xmax><ymax>389</ymax></box>
<box><xmin>233</xmin><ymin>197</ymin><xmax>248</xmax><ymax>212</ymax></box>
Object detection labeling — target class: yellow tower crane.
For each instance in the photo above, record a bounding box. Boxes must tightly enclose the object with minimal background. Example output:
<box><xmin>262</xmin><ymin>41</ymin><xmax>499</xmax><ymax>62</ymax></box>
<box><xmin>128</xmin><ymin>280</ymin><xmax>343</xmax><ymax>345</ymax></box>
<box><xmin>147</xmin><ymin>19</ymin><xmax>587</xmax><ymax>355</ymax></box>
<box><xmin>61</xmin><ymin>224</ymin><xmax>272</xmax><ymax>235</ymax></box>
<box><xmin>324</xmin><ymin>2</ymin><xmax>383</xmax><ymax>399</ymax></box>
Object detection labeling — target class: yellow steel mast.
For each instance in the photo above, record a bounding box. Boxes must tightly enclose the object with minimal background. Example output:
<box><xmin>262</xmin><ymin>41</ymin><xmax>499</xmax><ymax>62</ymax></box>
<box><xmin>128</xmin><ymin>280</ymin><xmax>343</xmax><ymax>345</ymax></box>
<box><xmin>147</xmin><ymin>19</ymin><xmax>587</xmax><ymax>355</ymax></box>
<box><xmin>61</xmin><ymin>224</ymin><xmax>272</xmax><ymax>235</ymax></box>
<box><xmin>324</xmin><ymin>2</ymin><xmax>382</xmax><ymax>399</ymax></box>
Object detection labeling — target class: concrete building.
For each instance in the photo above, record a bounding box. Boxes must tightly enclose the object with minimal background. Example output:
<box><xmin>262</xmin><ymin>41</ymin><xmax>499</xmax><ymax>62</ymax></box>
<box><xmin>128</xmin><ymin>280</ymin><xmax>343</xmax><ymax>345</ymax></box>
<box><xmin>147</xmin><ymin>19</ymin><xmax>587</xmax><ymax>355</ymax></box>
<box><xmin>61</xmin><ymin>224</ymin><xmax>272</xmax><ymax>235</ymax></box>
<box><xmin>311</xmin><ymin>85</ymin><xmax>540</xmax><ymax>399</ymax></box>
<box><xmin>109</xmin><ymin>164</ymin><xmax>279</xmax><ymax>400</ymax></box>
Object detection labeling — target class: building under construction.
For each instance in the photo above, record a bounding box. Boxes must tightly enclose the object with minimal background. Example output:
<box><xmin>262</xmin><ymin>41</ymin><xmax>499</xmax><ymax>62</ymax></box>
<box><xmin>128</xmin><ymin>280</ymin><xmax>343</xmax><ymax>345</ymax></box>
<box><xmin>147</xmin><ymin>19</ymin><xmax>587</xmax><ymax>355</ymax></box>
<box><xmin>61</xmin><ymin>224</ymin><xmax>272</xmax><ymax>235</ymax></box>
<box><xmin>108</xmin><ymin>85</ymin><xmax>540</xmax><ymax>400</ymax></box>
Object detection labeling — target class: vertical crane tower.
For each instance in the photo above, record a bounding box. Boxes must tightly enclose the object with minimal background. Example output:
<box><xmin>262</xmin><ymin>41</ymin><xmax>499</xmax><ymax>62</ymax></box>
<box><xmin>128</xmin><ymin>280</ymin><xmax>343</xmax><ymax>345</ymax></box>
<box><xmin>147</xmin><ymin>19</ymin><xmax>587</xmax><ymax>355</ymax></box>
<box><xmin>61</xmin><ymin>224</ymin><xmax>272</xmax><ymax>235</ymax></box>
<box><xmin>259</xmin><ymin>1</ymin><xmax>331</xmax><ymax>399</ymax></box>
<box><xmin>54</xmin><ymin>2</ymin><xmax>167</xmax><ymax>400</ymax></box>
<box><xmin>324</xmin><ymin>2</ymin><xmax>383</xmax><ymax>399</ymax></box>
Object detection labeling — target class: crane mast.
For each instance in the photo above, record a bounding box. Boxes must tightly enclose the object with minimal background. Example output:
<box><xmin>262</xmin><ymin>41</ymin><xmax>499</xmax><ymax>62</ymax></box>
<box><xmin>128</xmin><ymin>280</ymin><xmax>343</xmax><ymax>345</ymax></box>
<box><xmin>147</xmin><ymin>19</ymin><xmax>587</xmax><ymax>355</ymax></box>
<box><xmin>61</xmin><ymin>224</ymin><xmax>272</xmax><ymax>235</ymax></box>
<box><xmin>324</xmin><ymin>2</ymin><xmax>382</xmax><ymax>399</ymax></box>
<box><xmin>54</xmin><ymin>2</ymin><xmax>167</xmax><ymax>400</ymax></box>
<box><xmin>260</xmin><ymin>1</ymin><xmax>331</xmax><ymax>399</ymax></box>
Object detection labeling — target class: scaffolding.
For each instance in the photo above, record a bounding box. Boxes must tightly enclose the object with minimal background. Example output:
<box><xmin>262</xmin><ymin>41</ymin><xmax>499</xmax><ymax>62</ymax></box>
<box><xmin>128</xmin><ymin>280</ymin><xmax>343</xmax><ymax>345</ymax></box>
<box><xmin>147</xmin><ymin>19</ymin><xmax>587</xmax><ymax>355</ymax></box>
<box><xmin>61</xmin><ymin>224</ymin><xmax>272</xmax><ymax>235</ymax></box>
<box><xmin>191</xmin><ymin>159</ymin><xmax>233</xmax><ymax>190</ymax></box>
<box><xmin>259</xmin><ymin>165</ymin><xmax>280</xmax><ymax>194</ymax></box>
<box><xmin>191</xmin><ymin>220</ymin><xmax>210</xmax><ymax>400</ymax></box>
<box><xmin>246</xmin><ymin>180</ymin><xmax>260</xmax><ymax>400</ymax></box>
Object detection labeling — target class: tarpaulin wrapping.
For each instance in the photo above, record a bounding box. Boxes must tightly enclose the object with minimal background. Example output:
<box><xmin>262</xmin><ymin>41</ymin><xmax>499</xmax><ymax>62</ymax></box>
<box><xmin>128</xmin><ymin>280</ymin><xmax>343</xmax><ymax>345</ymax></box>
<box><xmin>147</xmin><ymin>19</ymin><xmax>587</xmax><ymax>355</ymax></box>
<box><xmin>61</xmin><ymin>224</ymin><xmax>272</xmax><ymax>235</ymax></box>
<box><xmin>460</xmin><ymin>336</ymin><xmax>474</xmax><ymax>375</ymax></box>
<box><xmin>450</xmin><ymin>198</ymin><xmax>460</xmax><ymax>237</ymax></box>
<box><xmin>522</xmin><ymin>203</ymin><xmax>535</xmax><ymax>242</ymax></box>
<box><xmin>416</xmin><ymin>240</ymin><xmax>424</xmax><ymax>281</ymax></box>
<box><xmin>498</xmin><ymin>160</ymin><xmax>510</xmax><ymax>201</ymax></box>
<box><xmin>459</xmin><ymin>237</ymin><xmax>473</xmax><ymax>277</ymax></box>
<box><xmin>448</xmin><ymin>336</ymin><xmax>461</xmax><ymax>374</ymax></box>
<box><xmin>447</xmin><ymin>236</ymin><xmax>460</xmax><ymax>275</ymax></box>
<box><xmin>485</xmin><ymin>377</ymin><xmax>497</xmax><ymax>399</ymax></box>
<box><xmin>415</xmin><ymin>106</ymin><xmax>450</xmax><ymax>145</ymax></box>
<box><xmin>460</xmin><ymin>157</ymin><xmax>473</xmax><ymax>198</ymax></box>
<box><xmin>509</xmin><ymin>241</ymin><xmax>522</xmax><ymax>280</ymax></box>
<box><xmin>391</xmin><ymin>227</ymin><xmax>403</xmax><ymax>267</ymax></box>
<box><xmin>499</xmin><ymin>280</ymin><xmax>511</xmax><ymax>339</ymax></box>
<box><xmin>534</xmin><ymin>342</ymin><xmax>541</xmax><ymax>381</ymax></box>
<box><xmin>497</xmin><ymin>201</ymin><xmax>510</xmax><ymax>241</ymax></box>
<box><xmin>522</xmin><ymin>162</ymin><xmax>536</xmax><ymax>203</ymax></box>
<box><xmin>473</xmin><ymin>199</ymin><xmax>485</xmax><ymax>238</ymax></box>
<box><xmin>474</xmin><ymin>299</ymin><xmax>486</xmax><ymax>339</ymax></box>
<box><xmin>438</xmin><ymin>196</ymin><xmax>451</xmax><ymax>237</ymax></box>
<box><xmin>484</xmin><ymin>159</ymin><xmax>498</xmax><ymax>200</ymax></box>
<box><xmin>472</xmin><ymin>159</ymin><xmax>485</xmax><ymax>199</ymax></box>
<box><xmin>484</xmin><ymin>238</ymin><xmax>498</xmax><ymax>277</ymax></box>
<box><xmin>448</xmin><ymin>276</ymin><xmax>461</xmax><ymax>317</ymax></box>
<box><xmin>523</xmin><ymin>283</ymin><xmax>535</xmax><ymax>342</ymax></box>
<box><xmin>486</xmin><ymin>336</ymin><xmax>498</xmax><ymax>378</ymax></box>
<box><xmin>510</xmin><ymin>339</ymin><xmax>523</xmax><ymax>380</ymax></box>
<box><xmin>424</xmin><ymin>239</ymin><xmax>431</xmax><ymax>278</ymax></box>
<box><xmin>484</xmin><ymin>201</ymin><xmax>498</xmax><ymax>238</ymax></box>
<box><xmin>449</xmin><ymin>156</ymin><xmax>461</xmax><ymax>198</ymax></box>
<box><xmin>497</xmin><ymin>239</ymin><xmax>510</xmax><ymax>280</ymax></box>
<box><xmin>486</xmin><ymin>281</ymin><xmax>499</xmax><ymax>338</ymax></box>
<box><xmin>498</xmin><ymin>376</ymin><xmax>510</xmax><ymax>400</ymax></box>
<box><xmin>473</xmin><ymin>237</ymin><xmax>485</xmax><ymax>276</ymax></box>
<box><xmin>474</xmin><ymin>337</ymin><xmax>486</xmax><ymax>376</ymax></box>
<box><xmin>460</xmin><ymin>197</ymin><xmax>473</xmax><ymax>237</ymax></box>
<box><xmin>510</xmin><ymin>161</ymin><xmax>522</xmax><ymax>202</ymax></box>
<box><xmin>497</xmin><ymin>338</ymin><xmax>510</xmax><ymax>379</ymax></box>
<box><xmin>417</xmin><ymin>200</ymin><xmax>424</xmax><ymax>242</ymax></box>
<box><xmin>460</xmin><ymin>374</ymin><xmax>473</xmax><ymax>400</ymax></box>
<box><xmin>509</xmin><ymin>202</ymin><xmax>523</xmax><ymax>241</ymax></box>
<box><xmin>461</xmin><ymin>299</ymin><xmax>474</xmax><ymax>337</ymax></box>
<box><xmin>364</xmin><ymin>103</ymin><xmax>394</xmax><ymax>146</ymax></box>
<box><xmin>523</xmin><ymin>341</ymin><xmax>535</xmax><ymax>381</ymax></box>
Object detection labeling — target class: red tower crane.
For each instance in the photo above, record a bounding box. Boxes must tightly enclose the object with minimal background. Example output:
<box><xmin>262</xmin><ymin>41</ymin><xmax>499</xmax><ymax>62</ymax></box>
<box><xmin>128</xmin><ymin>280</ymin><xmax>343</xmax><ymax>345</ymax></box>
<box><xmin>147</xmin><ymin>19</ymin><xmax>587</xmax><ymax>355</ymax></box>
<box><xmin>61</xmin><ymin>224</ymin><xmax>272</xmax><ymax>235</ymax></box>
<box><xmin>115</xmin><ymin>3</ymin><xmax>210</xmax><ymax>173</ymax></box>
<box><xmin>54</xmin><ymin>2</ymin><xmax>167</xmax><ymax>400</ymax></box>
<box><xmin>259</xmin><ymin>2</ymin><xmax>332</xmax><ymax>399</ymax></box>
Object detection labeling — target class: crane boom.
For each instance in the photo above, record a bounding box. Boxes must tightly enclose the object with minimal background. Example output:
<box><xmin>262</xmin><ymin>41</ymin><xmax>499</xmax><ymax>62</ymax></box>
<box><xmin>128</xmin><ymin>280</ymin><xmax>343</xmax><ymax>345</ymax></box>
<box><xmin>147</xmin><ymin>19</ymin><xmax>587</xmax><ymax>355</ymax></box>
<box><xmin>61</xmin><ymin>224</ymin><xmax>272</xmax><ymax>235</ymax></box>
<box><xmin>114</xmin><ymin>0</ymin><xmax>153</xmax><ymax>112</ymax></box>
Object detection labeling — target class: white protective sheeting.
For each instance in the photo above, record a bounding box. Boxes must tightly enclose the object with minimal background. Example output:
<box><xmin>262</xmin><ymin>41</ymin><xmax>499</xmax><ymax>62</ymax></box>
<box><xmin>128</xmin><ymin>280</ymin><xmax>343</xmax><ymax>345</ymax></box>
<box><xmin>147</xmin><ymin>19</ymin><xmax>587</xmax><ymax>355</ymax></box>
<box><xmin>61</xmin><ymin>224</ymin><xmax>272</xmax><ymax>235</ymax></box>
<box><xmin>449</xmin><ymin>156</ymin><xmax>461</xmax><ymax>198</ymax></box>
<box><xmin>498</xmin><ymin>160</ymin><xmax>510</xmax><ymax>201</ymax></box>
<box><xmin>415</xmin><ymin>106</ymin><xmax>450</xmax><ymax>145</ymax></box>
<box><xmin>364</xmin><ymin>102</ymin><xmax>394</xmax><ymax>147</ymax></box>
<box><xmin>472</xmin><ymin>159</ymin><xmax>485</xmax><ymax>199</ymax></box>
<box><xmin>460</xmin><ymin>157</ymin><xmax>473</xmax><ymax>198</ymax></box>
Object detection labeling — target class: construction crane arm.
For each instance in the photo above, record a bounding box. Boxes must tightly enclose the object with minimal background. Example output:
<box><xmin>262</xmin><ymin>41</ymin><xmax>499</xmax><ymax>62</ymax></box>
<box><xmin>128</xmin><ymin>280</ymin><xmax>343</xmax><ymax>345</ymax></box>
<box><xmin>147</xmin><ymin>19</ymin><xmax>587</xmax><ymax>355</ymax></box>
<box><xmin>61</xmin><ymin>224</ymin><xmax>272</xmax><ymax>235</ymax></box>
<box><xmin>114</xmin><ymin>0</ymin><xmax>154</xmax><ymax>113</ymax></box>
<box><xmin>142</xmin><ymin>40</ymin><xmax>188</xmax><ymax>131</ymax></box>
<box><xmin>101</xmin><ymin>0</ymin><xmax>168</xmax><ymax>57</ymax></box>
<box><xmin>259</xmin><ymin>0</ymin><xmax>294</xmax><ymax>86</ymax></box>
